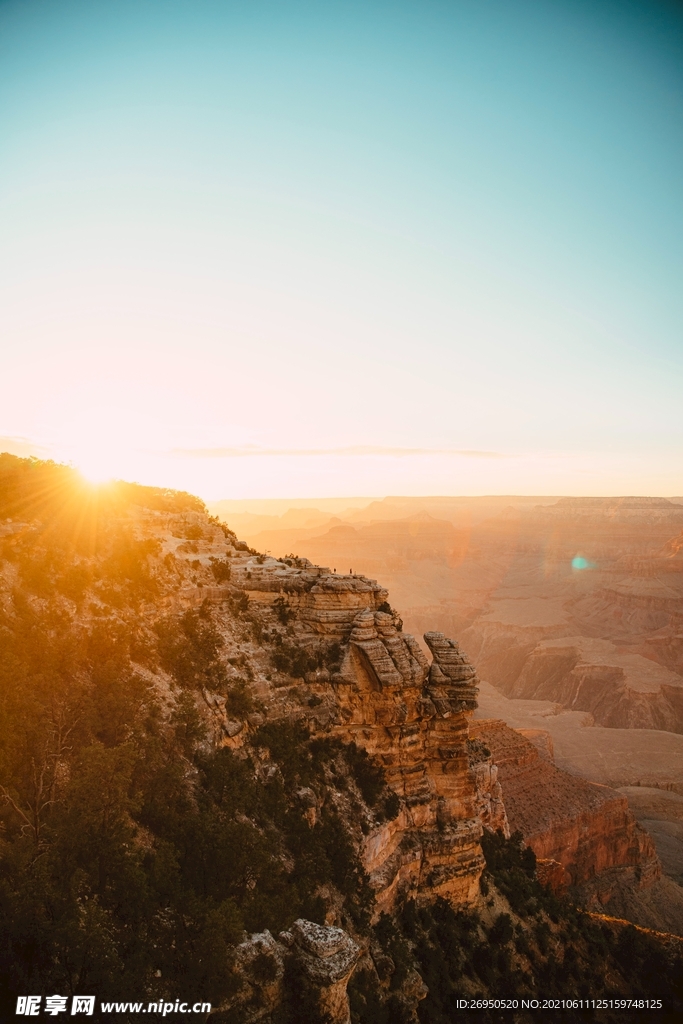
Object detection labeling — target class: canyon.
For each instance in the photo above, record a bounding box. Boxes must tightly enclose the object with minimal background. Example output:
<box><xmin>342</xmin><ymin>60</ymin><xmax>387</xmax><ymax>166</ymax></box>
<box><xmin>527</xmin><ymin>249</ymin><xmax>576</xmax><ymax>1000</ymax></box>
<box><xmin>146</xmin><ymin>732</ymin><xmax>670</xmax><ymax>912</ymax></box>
<box><xmin>3</xmin><ymin>456</ymin><xmax>682</xmax><ymax>1023</ymax></box>
<box><xmin>209</xmin><ymin>494</ymin><xmax>683</xmax><ymax>907</ymax></box>
<box><xmin>160</xmin><ymin>519</ymin><xmax>678</xmax><ymax>1018</ymax></box>
<box><xmin>208</xmin><ymin>545</ymin><xmax>667</xmax><ymax>924</ymax></box>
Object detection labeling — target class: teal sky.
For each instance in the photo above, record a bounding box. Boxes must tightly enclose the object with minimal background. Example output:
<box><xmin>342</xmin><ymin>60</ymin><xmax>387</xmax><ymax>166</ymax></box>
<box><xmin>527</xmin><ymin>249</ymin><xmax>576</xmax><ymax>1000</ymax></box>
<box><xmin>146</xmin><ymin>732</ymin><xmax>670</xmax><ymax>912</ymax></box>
<box><xmin>1</xmin><ymin>0</ymin><xmax>682</xmax><ymax>497</ymax></box>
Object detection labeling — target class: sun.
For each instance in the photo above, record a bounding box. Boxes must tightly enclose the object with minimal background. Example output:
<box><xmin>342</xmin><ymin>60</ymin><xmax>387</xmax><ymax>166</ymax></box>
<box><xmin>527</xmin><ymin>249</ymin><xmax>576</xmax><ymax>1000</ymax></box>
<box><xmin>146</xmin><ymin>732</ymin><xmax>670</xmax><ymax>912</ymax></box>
<box><xmin>77</xmin><ymin>462</ymin><xmax>116</xmax><ymax>485</ymax></box>
<box><xmin>67</xmin><ymin>433</ymin><xmax>131</xmax><ymax>486</ymax></box>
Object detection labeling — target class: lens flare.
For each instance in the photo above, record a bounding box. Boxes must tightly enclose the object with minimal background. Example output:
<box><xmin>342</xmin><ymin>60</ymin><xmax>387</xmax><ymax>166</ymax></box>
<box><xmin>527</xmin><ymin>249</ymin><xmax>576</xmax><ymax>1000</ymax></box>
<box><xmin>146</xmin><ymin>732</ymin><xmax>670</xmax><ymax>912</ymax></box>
<box><xmin>571</xmin><ymin>555</ymin><xmax>595</xmax><ymax>570</ymax></box>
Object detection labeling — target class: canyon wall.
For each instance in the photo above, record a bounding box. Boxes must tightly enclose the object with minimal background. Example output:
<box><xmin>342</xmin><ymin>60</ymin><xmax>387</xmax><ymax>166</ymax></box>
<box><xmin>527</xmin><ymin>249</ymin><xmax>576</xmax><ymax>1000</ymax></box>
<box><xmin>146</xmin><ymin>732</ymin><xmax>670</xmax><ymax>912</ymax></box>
<box><xmin>463</xmin><ymin>629</ymin><xmax>683</xmax><ymax>734</ymax></box>
<box><xmin>469</xmin><ymin>719</ymin><xmax>660</xmax><ymax>903</ymax></box>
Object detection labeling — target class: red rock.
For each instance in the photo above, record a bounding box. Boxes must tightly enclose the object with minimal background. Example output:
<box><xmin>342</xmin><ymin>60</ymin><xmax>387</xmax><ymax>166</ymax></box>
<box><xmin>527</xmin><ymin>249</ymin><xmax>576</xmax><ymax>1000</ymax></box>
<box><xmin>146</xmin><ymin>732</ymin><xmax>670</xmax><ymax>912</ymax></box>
<box><xmin>470</xmin><ymin>719</ymin><xmax>660</xmax><ymax>895</ymax></box>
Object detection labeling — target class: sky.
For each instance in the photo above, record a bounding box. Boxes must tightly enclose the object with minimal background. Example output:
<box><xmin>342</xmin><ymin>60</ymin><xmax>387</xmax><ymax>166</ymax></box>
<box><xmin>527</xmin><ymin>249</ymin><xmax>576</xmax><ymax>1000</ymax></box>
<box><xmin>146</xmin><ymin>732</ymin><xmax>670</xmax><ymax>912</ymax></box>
<box><xmin>1</xmin><ymin>0</ymin><xmax>682</xmax><ymax>499</ymax></box>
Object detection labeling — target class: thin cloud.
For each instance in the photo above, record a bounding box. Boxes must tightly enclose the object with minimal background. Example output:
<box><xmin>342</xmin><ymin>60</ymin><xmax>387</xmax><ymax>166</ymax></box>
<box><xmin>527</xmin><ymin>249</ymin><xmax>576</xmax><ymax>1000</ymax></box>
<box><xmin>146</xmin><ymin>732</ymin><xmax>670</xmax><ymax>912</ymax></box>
<box><xmin>0</xmin><ymin>436</ymin><xmax>53</xmax><ymax>458</ymax></box>
<box><xmin>170</xmin><ymin>445</ymin><xmax>503</xmax><ymax>459</ymax></box>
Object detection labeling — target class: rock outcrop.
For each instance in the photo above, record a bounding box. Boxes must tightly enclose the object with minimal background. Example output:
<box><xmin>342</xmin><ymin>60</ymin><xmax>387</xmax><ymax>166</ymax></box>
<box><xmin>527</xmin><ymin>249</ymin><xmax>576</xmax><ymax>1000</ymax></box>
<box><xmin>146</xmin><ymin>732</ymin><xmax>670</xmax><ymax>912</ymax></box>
<box><xmin>469</xmin><ymin>719</ymin><xmax>661</xmax><ymax>903</ymax></box>
<box><xmin>225</xmin><ymin>920</ymin><xmax>361</xmax><ymax>1024</ymax></box>
<box><xmin>217</xmin><ymin>558</ymin><xmax>489</xmax><ymax>914</ymax></box>
<box><xmin>335</xmin><ymin>615</ymin><xmax>487</xmax><ymax>910</ymax></box>
<box><xmin>468</xmin><ymin>735</ymin><xmax>510</xmax><ymax>838</ymax></box>
<box><xmin>196</xmin><ymin>550</ymin><xmax>669</xmax><ymax>928</ymax></box>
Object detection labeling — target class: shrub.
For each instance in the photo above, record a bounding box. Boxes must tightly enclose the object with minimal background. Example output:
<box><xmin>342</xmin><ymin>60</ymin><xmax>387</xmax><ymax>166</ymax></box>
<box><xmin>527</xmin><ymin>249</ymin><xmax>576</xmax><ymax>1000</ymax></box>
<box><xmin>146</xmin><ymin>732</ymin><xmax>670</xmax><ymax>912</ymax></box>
<box><xmin>251</xmin><ymin>950</ymin><xmax>279</xmax><ymax>984</ymax></box>
<box><xmin>273</xmin><ymin>596</ymin><xmax>294</xmax><ymax>625</ymax></box>
<box><xmin>210</xmin><ymin>557</ymin><xmax>232</xmax><ymax>582</ymax></box>
<box><xmin>229</xmin><ymin>590</ymin><xmax>249</xmax><ymax>614</ymax></box>
<box><xmin>155</xmin><ymin>603</ymin><xmax>228</xmax><ymax>693</ymax></box>
<box><xmin>480</xmin><ymin>829</ymin><xmax>540</xmax><ymax>917</ymax></box>
<box><xmin>384</xmin><ymin>791</ymin><xmax>400</xmax><ymax>820</ymax></box>
<box><xmin>324</xmin><ymin>641</ymin><xmax>342</xmax><ymax>670</ymax></box>
<box><xmin>225</xmin><ymin>680</ymin><xmax>254</xmax><ymax>719</ymax></box>
<box><xmin>346</xmin><ymin>743</ymin><xmax>386</xmax><ymax>808</ymax></box>
<box><xmin>271</xmin><ymin>641</ymin><xmax>317</xmax><ymax>679</ymax></box>
<box><xmin>183</xmin><ymin>523</ymin><xmax>204</xmax><ymax>540</ymax></box>
<box><xmin>488</xmin><ymin>913</ymin><xmax>513</xmax><ymax>946</ymax></box>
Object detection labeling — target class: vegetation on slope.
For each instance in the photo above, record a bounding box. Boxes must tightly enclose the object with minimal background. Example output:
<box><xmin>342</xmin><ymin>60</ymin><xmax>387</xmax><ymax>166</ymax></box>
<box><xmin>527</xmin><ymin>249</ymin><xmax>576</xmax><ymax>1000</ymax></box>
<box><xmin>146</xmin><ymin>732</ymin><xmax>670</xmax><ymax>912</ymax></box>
<box><xmin>0</xmin><ymin>456</ymin><xmax>378</xmax><ymax>1018</ymax></box>
<box><xmin>349</xmin><ymin>830</ymin><xmax>683</xmax><ymax>1024</ymax></box>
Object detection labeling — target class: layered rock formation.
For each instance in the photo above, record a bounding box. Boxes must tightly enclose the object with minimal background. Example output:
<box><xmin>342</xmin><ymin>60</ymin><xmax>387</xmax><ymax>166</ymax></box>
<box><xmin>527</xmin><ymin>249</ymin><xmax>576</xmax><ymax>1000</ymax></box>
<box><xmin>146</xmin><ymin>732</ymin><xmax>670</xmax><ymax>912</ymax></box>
<box><xmin>469</xmin><ymin>719</ymin><xmax>660</xmax><ymax>903</ymax></box>
<box><xmin>225</xmin><ymin>555</ymin><xmax>489</xmax><ymax>913</ymax></box>
<box><xmin>167</xmin><ymin>544</ymin><xmax>487</xmax><ymax>914</ymax></box>
<box><xmin>467</xmin><ymin>633</ymin><xmax>683</xmax><ymax>733</ymax></box>
<box><xmin>167</xmin><ymin>547</ymin><xmax>477</xmax><ymax>909</ymax></box>
<box><xmin>332</xmin><ymin>618</ymin><xmax>485</xmax><ymax>911</ymax></box>
<box><xmin>185</xmin><ymin>554</ymin><xmax>496</xmax><ymax>1020</ymax></box>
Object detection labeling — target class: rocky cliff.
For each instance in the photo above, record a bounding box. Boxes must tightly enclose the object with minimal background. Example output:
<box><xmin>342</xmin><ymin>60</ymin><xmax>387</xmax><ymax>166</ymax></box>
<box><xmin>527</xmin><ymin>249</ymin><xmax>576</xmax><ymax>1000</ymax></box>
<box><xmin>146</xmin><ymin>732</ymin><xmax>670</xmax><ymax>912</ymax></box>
<box><xmin>465</xmin><ymin>631</ymin><xmax>683</xmax><ymax>733</ymax></box>
<box><xmin>469</xmin><ymin>719</ymin><xmax>661</xmax><ymax>903</ymax></box>
<box><xmin>227</xmin><ymin>920</ymin><xmax>362</xmax><ymax>1024</ymax></box>
<box><xmin>222</xmin><ymin>554</ymin><xmax>488</xmax><ymax>914</ymax></box>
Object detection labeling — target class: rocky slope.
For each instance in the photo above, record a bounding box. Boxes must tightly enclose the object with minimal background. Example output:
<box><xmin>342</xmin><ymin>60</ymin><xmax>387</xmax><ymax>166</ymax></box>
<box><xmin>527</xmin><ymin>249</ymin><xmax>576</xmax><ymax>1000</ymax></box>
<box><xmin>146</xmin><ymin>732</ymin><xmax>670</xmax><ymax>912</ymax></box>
<box><xmin>468</xmin><ymin>720</ymin><xmax>683</xmax><ymax>938</ymax></box>
<box><xmin>469</xmin><ymin>721</ymin><xmax>660</xmax><ymax>895</ymax></box>
<box><xmin>466</xmin><ymin>633</ymin><xmax>683</xmax><ymax>731</ymax></box>
<box><xmin>618</xmin><ymin>787</ymin><xmax>683</xmax><ymax>887</ymax></box>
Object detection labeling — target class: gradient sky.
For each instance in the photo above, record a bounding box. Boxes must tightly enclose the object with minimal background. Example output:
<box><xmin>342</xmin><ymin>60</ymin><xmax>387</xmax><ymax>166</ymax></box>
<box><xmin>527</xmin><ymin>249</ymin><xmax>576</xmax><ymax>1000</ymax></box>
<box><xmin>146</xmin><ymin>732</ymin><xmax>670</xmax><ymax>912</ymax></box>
<box><xmin>1</xmin><ymin>0</ymin><xmax>682</xmax><ymax>498</ymax></box>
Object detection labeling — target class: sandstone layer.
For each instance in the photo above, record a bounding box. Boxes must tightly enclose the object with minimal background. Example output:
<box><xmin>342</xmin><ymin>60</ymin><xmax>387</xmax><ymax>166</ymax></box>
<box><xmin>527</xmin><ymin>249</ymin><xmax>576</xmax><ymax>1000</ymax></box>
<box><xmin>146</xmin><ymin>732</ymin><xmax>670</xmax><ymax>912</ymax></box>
<box><xmin>334</xmin><ymin>620</ymin><xmax>487</xmax><ymax>911</ymax></box>
<box><xmin>617</xmin><ymin>787</ymin><xmax>683</xmax><ymax>887</ymax></box>
<box><xmin>474</xmin><ymin>678</ymin><xmax>683</xmax><ymax>793</ymax></box>
<box><xmin>466</xmin><ymin>632</ymin><xmax>683</xmax><ymax>733</ymax></box>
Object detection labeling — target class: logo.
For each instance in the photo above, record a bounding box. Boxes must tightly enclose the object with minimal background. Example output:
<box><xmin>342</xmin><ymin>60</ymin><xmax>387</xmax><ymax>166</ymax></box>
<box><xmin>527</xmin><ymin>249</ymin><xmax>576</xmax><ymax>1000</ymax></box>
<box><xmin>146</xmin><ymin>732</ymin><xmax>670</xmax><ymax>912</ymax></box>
<box><xmin>16</xmin><ymin>996</ymin><xmax>96</xmax><ymax>1016</ymax></box>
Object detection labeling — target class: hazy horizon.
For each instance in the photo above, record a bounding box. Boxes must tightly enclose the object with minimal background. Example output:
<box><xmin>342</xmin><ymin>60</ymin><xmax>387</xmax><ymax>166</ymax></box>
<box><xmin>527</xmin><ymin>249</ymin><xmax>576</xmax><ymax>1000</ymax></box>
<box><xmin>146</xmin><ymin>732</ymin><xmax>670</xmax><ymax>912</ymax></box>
<box><xmin>209</xmin><ymin>493</ymin><xmax>683</xmax><ymax>508</ymax></box>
